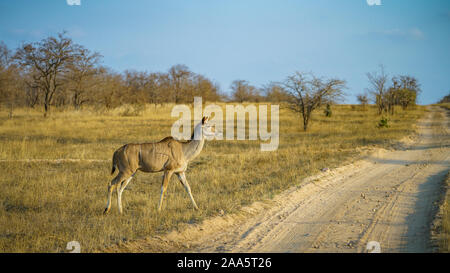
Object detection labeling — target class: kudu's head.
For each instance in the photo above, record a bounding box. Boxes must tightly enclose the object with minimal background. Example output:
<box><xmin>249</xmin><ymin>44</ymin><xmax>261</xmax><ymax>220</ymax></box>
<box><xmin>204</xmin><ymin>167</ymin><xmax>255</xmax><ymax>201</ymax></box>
<box><xmin>193</xmin><ymin>116</ymin><xmax>215</xmax><ymax>140</ymax></box>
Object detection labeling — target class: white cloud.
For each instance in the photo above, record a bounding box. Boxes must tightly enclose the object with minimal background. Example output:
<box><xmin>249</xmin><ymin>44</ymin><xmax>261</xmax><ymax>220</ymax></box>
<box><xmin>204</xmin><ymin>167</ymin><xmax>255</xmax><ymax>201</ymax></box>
<box><xmin>409</xmin><ymin>28</ymin><xmax>424</xmax><ymax>40</ymax></box>
<box><xmin>371</xmin><ymin>27</ymin><xmax>424</xmax><ymax>41</ymax></box>
<box><xmin>67</xmin><ymin>26</ymin><xmax>85</xmax><ymax>38</ymax></box>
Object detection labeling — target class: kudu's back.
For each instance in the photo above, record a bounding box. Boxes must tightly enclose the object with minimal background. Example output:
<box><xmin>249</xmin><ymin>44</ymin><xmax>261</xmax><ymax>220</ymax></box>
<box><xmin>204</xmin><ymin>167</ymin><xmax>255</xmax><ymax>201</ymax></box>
<box><xmin>111</xmin><ymin>137</ymin><xmax>185</xmax><ymax>175</ymax></box>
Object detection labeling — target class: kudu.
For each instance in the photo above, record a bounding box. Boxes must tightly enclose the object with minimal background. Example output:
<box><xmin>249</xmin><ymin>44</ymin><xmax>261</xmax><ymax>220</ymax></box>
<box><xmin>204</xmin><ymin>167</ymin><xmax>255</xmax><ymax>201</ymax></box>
<box><xmin>103</xmin><ymin>116</ymin><xmax>215</xmax><ymax>214</ymax></box>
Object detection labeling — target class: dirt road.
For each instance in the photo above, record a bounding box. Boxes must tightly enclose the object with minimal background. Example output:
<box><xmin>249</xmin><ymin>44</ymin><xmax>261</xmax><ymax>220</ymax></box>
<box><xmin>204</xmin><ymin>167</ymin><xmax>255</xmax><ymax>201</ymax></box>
<box><xmin>108</xmin><ymin>106</ymin><xmax>449</xmax><ymax>253</ymax></box>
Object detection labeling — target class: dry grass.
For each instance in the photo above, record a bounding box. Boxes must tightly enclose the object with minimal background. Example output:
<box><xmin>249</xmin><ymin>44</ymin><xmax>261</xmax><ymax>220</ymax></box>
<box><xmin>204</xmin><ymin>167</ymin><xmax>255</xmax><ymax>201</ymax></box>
<box><xmin>435</xmin><ymin>102</ymin><xmax>450</xmax><ymax>112</ymax></box>
<box><xmin>438</xmin><ymin>173</ymin><xmax>450</xmax><ymax>252</ymax></box>
<box><xmin>0</xmin><ymin>103</ymin><xmax>425</xmax><ymax>252</ymax></box>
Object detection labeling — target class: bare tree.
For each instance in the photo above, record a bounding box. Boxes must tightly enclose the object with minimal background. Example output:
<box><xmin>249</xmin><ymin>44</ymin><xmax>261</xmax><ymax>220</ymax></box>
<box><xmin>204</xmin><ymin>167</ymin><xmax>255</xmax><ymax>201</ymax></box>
<box><xmin>230</xmin><ymin>80</ymin><xmax>248</xmax><ymax>102</ymax></box>
<box><xmin>357</xmin><ymin>93</ymin><xmax>369</xmax><ymax>109</ymax></box>
<box><xmin>0</xmin><ymin>42</ymin><xmax>10</xmax><ymax>70</ymax></box>
<box><xmin>192</xmin><ymin>74</ymin><xmax>221</xmax><ymax>102</ymax></box>
<box><xmin>0</xmin><ymin>42</ymin><xmax>25</xmax><ymax>117</ymax></box>
<box><xmin>95</xmin><ymin>68</ymin><xmax>124</xmax><ymax>109</ymax></box>
<box><xmin>263</xmin><ymin>82</ymin><xmax>290</xmax><ymax>103</ymax></box>
<box><xmin>66</xmin><ymin>47</ymin><xmax>102</xmax><ymax>109</ymax></box>
<box><xmin>4</xmin><ymin>33</ymin><xmax>231</xmax><ymax>110</ymax></box>
<box><xmin>366</xmin><ymin>65</ymin><xmax>389</xmax><ymax>115</ymax></box>
<box><xmin>146</xmin><ymin>72</ymin><xmax>161</xmax><ymax>105</ymax></box>
<box><xmin>230</xmin><ymin>80</ymin><xmax>261</xmax><ymax>102</ymax></box>
<box><xmin>14</xmin><ymin>32</ymin><xmax>76</xmax><ymax>116</ymax></box>
<box><xmin>24</xmin><ymin>80</ymin><xmax>40</xmax><ymax>108</ymax></box>
<box><xmin>168</xmin><ymin>64</ymin><xmax>191</xmax><ymax>103</ymax></box>
<box><xmin>124</xmin><ymin>70</ymin><xmax>150</xmax><ymax>105</ymax></box>
<box><xmin>284</xmin><ymin>72</ymin><xmax>346</xmax><ymax>131</ymax></box>
<box><xmin>0</xmin><ymin>42</ymin><xmax>13</xmax><ymax>107</ymax></box>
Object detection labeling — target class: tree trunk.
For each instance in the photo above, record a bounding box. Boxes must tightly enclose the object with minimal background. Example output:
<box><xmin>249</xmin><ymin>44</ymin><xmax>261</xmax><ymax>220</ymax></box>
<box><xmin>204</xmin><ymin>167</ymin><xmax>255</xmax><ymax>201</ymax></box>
<box><xmin>8</xmin><ymin>102</ymin><xmax>13</xmax><ymax>119</ymax></box>
<box><xmin>44</xmin><ymin>102</ymin><xmax>49</xmax><ymax>117</ymax></box>
<box><xmin>302</xmin><ymin>112</ymin><xmax>310</xmax><ymax>131</ymax></box>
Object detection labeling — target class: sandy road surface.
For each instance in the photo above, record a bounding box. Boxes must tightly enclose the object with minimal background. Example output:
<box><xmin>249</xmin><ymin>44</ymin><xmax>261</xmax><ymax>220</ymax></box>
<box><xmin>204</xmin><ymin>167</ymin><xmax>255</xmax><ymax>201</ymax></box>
<box><xmin>108</xmin><ymin>106</ymin><xmax>449</xmax><ymax>253</ymax></box>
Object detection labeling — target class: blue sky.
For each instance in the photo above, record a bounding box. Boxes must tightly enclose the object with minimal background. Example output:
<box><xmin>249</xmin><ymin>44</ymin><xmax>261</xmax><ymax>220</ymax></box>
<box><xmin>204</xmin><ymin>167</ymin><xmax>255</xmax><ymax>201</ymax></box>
<box><xmin>0</xmin><ymin>0</ymin><xmax>449</xmax><ymax>104</ymax></box>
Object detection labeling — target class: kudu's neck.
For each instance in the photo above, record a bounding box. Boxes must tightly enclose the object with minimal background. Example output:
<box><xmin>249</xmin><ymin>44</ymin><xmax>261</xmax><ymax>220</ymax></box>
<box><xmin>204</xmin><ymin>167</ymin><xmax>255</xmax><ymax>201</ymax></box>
<box><xmin>182</xmin><ymin>125</ymin><xmax>205</xmax><ymax>161</ymax></box>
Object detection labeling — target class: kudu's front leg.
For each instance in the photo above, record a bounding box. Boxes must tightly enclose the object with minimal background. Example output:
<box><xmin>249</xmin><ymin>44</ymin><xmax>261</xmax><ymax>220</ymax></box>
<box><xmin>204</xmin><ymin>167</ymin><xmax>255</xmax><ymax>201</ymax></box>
<box><xmin>176</xmin><ymin>172</ymin><xmax>199</xmax><ymax>210</ymax></box>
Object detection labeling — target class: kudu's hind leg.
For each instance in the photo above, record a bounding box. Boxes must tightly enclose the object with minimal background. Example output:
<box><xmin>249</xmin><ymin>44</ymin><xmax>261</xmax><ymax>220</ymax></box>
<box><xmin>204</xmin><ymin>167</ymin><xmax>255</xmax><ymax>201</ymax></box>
<box><xmin>104</xmin><ymin>184</ymin><xmax>116</xmax><ymax>214</ymax></box>
<box><xmin>103</xmin><ymin>172</ymin><xmax>127</xmax><ymax>214</ymax></box>
<box><xmin>117</xmin><ymin>174</ymin><xmax>134</xmax><ymax>214</ymax></box>
<box><xmin>157</xmin><ymin>170</ymin><xmax>174</xmax><ymax>212</ymax></box>
<box><xmin>176</xmin><ymin>172</ymin><xmax>199</xmax><ymax>210</ymax></box>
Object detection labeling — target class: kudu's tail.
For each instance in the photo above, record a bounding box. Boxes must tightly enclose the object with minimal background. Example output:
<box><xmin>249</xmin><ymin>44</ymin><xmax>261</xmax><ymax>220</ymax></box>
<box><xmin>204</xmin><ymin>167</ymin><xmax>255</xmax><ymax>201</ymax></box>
<box><xmin>111</xmin><ymin>151</ymin><xmax>118</xmax><ymax>175</ymax></box>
